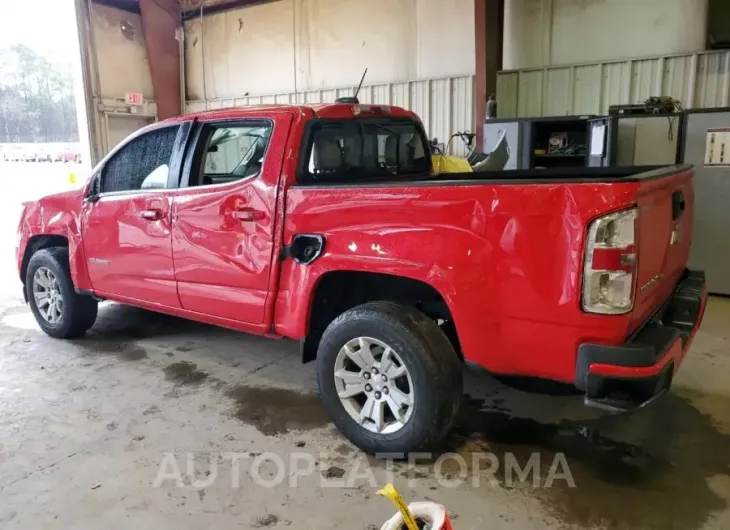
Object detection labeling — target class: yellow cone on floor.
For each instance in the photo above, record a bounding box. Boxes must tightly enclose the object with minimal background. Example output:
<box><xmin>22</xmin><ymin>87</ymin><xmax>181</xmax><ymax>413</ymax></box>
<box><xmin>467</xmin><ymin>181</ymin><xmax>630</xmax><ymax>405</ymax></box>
<box><xmin>69</xmin><ymin>172</ymin><xmax>77</xmax><ymax>185</ymax></box>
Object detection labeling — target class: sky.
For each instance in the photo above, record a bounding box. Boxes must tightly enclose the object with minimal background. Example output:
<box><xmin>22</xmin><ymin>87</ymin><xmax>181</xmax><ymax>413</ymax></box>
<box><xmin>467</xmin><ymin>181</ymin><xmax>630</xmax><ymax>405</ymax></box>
<box><xmin>0</xmin><ymin>0</ymin><xmax>79</xmax><ymax>64</ymax></box>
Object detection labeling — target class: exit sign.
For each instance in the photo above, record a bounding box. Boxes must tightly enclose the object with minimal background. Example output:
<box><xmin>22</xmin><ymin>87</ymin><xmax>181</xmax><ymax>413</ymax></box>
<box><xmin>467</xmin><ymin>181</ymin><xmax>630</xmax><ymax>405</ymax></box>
<box><xmin>125</xmin><ymin>92</ymin><xmax>144</xmax><ymax>106</ymax></box>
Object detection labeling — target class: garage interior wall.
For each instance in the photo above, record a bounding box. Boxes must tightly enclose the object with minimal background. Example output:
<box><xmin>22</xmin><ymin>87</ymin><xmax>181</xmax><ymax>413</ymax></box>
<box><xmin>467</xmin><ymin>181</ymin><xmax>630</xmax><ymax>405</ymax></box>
<box><xmin>184</xmin><ymin>0</ymin><xmax>477</xmax><ymax>150</ymax></box>
<box><xmin>81</xmin><ymin>2</ymin><xmax>159</xmax><ymax>162</ymax></box>
<box><xmin>496</xmin><ymin>0</ymin><xmax>722</xmax><ymax>118</ymax></box>
<box><xmin>497</xmin><ymin>50</ymin><xmax>730</xmax><ymax>118</ymax></box>
<box><xmin>503</xmin><ymin>0</ymin><xmax>708</xmax><ymax>70</ymax></box>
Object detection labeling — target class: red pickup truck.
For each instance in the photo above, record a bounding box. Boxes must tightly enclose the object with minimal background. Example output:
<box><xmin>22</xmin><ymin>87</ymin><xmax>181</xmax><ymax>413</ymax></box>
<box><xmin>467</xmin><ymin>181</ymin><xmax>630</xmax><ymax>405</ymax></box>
<box><xmin>16</xmin><ymin>102</ymin><xmax>707</xmax><ymax>454</ymax></box>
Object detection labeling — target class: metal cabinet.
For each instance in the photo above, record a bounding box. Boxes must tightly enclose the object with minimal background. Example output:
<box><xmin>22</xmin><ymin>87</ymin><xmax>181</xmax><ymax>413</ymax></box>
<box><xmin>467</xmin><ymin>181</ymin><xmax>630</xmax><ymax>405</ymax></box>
<box><xmin>484</xmin><ymin>115</ymin><xmax>595</xmax><ymax>170</ymax></box>
<box><xmin>681</xmin><ymin>108</ymin><xmax>730</xmax><ymax>295</ymax></box>
<box><xmin>587</xmin><ymin>114</ymin><xmax>681</xmax><ymax>167</ymax></box>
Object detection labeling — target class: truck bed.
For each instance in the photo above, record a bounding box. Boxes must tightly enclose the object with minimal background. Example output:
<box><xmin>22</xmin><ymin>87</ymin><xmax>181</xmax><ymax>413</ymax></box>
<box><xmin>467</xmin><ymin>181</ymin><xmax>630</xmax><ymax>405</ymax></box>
<box><xmin>283</xmin><ymin>163</ymin><xmax>695</xmax><ymax>382</ymax></box>
<box><xmin>298</xmin><ymin>165</ymin><xmax>691</xmax><ymax>187</ymax></box>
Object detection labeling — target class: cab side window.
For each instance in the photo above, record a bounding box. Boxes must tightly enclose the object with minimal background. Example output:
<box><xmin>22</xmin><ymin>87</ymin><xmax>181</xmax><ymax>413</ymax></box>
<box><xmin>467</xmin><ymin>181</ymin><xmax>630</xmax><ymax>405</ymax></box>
<box><xmin>189</xmin><ymin>122</ymin><xmax>272</xmax><ymax>187</ymax></box>
<box><xmin>101</xmin><ymin>126</ymin><xmax>179</xmax><ymax>193</ymax></box>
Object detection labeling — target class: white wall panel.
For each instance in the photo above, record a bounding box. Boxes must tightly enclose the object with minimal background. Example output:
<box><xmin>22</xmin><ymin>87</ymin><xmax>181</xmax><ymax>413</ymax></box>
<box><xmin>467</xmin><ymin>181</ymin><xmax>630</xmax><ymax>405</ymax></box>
<box><xmin>504</xmin><ymin>0</ymin><xmax>708</xmax><ymax>70</ymax></box>
<box><xmin>416</xmin><ymin>0</ymin><xmax>475</xmax><ymax>79</ymax></box>
<box><xmin>302</xmin><ymin>0</ymin><xmax>417</xmax><ymax>89</ymax></box>
<box><xmin>185</xmin><ymin>1</ymin><xmax>296</xmax><ymax>100</ymax></box>
<box><xmin>89</xmin><ymin>4</ymin><xmax>154</xmax><ymax>98</ymax></box>
<box><xmin>184</xmin><ymin>0</ymin><xmax>475</xmax><ymax>100</ymax></box>
<box><xmin>184</xmin><ymin>0</ymin><xmax>476</xmax><ymax>152</ymax></box>
<box><xmin>497</xmin><ymin>51</ymin><xmax>730</xmax><ymax>118</ymax></box>
<box><xmin>551</xmin><ymin>0</ymin><xmax>707</xmax><ymax>67</ymax></box>
<box><xmin>187</xmin><ymin>75</ymin><xmax>475</xmax><ymax>153</ymax></box>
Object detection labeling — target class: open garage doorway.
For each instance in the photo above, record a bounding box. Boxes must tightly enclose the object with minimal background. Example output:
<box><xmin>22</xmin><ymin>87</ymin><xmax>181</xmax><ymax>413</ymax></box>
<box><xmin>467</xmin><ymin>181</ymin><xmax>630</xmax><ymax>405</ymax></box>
<box><xmin>0</xmin><ymin>1</ymin><xmax>92</xmax><ymax>286</ymax></box>
<box><xmin>0</xmin><ymin>0</ymin><xmax>158</xmax><ymax>291</ymax></box>
<box><xmin>0</xmin><ymin>1</ymin><xmax>86</xmax><ymax>171</ymax></box>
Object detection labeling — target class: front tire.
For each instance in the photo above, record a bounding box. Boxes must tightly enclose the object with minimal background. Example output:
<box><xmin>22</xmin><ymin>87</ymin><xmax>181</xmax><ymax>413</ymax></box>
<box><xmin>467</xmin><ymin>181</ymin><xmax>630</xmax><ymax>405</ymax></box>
<box><xmin>316</xmin><ymin>301</ymin><xmax>462</xmax><ymax>455</ymax></box>
<box><xmin>26</xmin><ymin>247</ymin><xmax>98</xmax><ymax>338</ymax></box>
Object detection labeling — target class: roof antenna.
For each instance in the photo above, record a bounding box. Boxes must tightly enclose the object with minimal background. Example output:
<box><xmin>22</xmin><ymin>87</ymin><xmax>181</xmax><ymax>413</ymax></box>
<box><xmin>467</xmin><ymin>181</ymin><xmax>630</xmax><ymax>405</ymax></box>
<box><xmin>336</xmin><ymin>68</ymin><xmax>367</xmax><ymax>104</ymax></box>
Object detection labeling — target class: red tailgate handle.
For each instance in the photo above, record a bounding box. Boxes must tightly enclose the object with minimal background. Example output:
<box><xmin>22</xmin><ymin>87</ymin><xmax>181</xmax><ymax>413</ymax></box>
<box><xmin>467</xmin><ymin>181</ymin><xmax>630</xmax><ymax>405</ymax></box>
<box><xmin>231</xmin><ymin>208</ymin><xmax>265</xmax><ymax>222</ymax></box>
<box><xmin>140</xmin><ymin>209</ymin><xmax>163</xmax><ymax>221</ymax></box>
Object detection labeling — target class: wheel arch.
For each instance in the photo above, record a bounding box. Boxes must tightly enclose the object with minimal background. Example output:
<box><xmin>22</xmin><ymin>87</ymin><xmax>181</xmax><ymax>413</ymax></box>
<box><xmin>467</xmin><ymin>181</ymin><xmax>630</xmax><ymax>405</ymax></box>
<box><xmin>300</xmin><ymin>269</ymin><xmax>462</xmax><ymax>363</ymax></box>
<box><xmin>20</xmin><ymin>234</ymin><xmax>69</xmax><ymax>288</ymax></box>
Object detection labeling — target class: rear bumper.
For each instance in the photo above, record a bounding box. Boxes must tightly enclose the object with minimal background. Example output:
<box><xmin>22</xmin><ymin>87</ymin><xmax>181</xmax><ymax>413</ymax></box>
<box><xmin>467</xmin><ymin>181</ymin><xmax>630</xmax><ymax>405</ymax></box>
<box><xmin>575</xmin><ymin>269</ymin><xmax>707</xmax><ymax>412</ymax></box>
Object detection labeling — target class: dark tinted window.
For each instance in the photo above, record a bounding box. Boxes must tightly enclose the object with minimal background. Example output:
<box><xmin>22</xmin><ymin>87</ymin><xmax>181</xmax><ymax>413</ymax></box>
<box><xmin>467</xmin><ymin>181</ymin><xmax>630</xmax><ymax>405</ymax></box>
<box><xmin>301</xmin><ymin>119</ymin><xmax>431</xmax><ymax>183</ymax></box>
<box><xmin>102</xmin><ymin>126</ymin><xmax>179</xmax><ymax>193</ymax></box>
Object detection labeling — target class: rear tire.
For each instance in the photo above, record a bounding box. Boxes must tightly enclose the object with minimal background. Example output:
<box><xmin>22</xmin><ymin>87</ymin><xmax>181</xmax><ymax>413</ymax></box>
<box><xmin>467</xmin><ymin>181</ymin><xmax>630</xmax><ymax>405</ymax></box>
<box><xmin>316</xmin><ymin>301</ymin><xmax>462</xmax><ymax>455</ymax></box>
<box><xmin>26</xmin><ymin>247</ymin><xmax>98</xmax><ymax>339</ymax></box>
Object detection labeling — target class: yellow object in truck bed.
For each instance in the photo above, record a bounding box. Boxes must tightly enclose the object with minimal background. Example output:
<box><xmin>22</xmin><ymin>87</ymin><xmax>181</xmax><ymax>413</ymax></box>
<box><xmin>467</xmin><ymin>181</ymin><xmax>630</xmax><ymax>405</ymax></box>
<box><xmin>432</xmin><ymin>154</ymin><xmax>473</xmax><ymax>174</ymax></box>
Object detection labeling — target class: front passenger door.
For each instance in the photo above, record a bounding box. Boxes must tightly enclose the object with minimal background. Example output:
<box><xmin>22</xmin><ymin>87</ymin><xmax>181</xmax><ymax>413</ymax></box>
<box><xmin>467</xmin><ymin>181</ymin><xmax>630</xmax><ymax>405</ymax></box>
<box><xmin>82</xmin><ymin>123</ymin><xmax>188</xmax><ymax>308</ymax></box>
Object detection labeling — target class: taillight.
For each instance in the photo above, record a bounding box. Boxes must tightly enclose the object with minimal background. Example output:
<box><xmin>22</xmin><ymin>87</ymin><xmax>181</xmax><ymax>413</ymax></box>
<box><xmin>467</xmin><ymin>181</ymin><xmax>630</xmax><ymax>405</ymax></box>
<box><xmin>582</xmin><ymin>208</ymin><xmax>638</xmax><ymax>314</ymax></box>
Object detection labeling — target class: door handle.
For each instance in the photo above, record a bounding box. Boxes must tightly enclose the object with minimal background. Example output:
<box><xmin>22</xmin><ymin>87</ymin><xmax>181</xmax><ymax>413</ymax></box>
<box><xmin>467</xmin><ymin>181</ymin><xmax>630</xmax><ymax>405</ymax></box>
<box><xmin>672</xmin><ymin>190</ymin><xmax>685</xmax><ymax>220</ymax></box>
<box><xmin>231</xmin><ymin>208</ymin><xmax>265</xmax><ymax>222</ymax></box>
<box><xmin>141</xmin><ymin>209</ymin><xmax>163</xmax><ymax>221</ymax></box>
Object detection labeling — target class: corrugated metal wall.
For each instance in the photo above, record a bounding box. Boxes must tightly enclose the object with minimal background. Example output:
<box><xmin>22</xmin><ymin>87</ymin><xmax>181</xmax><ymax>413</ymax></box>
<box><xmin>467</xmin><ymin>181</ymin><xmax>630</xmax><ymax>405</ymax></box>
<box><xmin>186</xmin><ymin>75</ymin><xmax>476</xmax><ymax>154</ymax></box>
<box><xmin>497</xmin><ymin>50</ymin><xmax>730</xmax><ymax>118</ymax></box>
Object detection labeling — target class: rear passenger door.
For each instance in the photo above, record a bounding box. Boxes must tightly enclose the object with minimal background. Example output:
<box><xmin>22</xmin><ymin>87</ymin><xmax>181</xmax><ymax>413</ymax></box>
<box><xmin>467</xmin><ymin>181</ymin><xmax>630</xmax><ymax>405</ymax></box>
<box><xmin>170</xmin><ymin>113</ymin><xmax>292</xmax><ymax>324</ymax></box>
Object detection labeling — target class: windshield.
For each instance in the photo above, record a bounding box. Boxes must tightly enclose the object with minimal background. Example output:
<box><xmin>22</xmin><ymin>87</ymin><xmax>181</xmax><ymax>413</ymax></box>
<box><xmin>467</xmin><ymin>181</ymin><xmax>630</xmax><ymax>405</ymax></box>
<box><xmin>302</xmin><ymin>119</ymin><xmax>431</xmax><ymax>183</ymax></box>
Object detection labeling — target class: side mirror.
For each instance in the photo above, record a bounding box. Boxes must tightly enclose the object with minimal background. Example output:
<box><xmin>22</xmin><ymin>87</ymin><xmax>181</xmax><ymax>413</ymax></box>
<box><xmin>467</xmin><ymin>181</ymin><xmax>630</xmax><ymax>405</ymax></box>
<box><xmin>86</xmin><ymin>171</ymin><xmax>102</xmax><ymax>203</ymax></box>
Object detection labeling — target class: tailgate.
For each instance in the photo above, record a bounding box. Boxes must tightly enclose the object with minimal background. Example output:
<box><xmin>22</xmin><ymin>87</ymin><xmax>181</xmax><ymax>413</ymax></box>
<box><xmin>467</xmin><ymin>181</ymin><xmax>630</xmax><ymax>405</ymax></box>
<box><xmin>630</xmin><ymin>167</ymin><xmax>694</xmax><ymax>331</ymax></box>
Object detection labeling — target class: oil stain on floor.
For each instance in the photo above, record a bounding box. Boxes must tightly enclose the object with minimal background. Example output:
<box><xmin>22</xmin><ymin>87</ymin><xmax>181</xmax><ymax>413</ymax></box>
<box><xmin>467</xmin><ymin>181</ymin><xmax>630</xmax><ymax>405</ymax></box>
<box><xmin>226</xmin><ymin>385</ymin><xmax>330</xmax><ymax>436</ymax></box>
<box><xmin>163</xmin><ymin>361</ymin><xmax>209</xmax><ymax>385</ymax></box>
<box><xmin>202</xmin><ymin>370</ymin><xmax>729</xmax><ymax>528</ymax></box>
<box><xmin>447</xmin><ymin>391</ymin><xmax>730</xmax><ymax>530</ymax></box>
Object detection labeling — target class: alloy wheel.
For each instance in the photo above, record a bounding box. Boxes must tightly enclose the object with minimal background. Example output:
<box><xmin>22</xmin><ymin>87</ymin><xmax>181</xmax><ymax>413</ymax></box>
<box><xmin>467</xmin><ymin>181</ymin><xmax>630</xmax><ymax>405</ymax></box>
<box><xmin>32</xmin><ymin>267</ymin><xmax>63</xmax><ymax>324</ymax></box>
<box><xmin>333</xmin><ymin>336</ymin><xmax>415</xmax><ymax>434</ymax></box>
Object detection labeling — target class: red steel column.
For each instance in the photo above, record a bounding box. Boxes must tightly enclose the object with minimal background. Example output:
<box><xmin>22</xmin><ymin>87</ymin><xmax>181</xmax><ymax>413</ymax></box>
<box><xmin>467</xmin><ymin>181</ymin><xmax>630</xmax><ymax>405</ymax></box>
<box><xmin>139</xmin><ymin>0</ymin><xmax>182</xmax><ymax>119</ymax></box>
<box><xmin>474</xmin><ymin>0</ymin><xmax>504</xmax><ymax>148</ymax></box>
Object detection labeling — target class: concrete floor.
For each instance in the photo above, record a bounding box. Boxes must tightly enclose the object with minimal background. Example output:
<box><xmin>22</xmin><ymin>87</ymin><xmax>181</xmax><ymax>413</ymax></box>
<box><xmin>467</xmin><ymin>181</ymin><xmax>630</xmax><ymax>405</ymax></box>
<box><xmin>1</xmin><ymin>164</ymin><xmax>729</xmax><ymax>529</ymax></box>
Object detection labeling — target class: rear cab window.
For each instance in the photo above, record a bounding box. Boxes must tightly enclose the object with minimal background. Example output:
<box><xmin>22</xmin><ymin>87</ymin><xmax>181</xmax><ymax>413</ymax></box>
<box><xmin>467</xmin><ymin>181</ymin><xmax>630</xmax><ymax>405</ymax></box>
<box><xmin>299</xmin><ymin>118</ymin><xmax>431</xmax><ymax>184</ymax></box>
